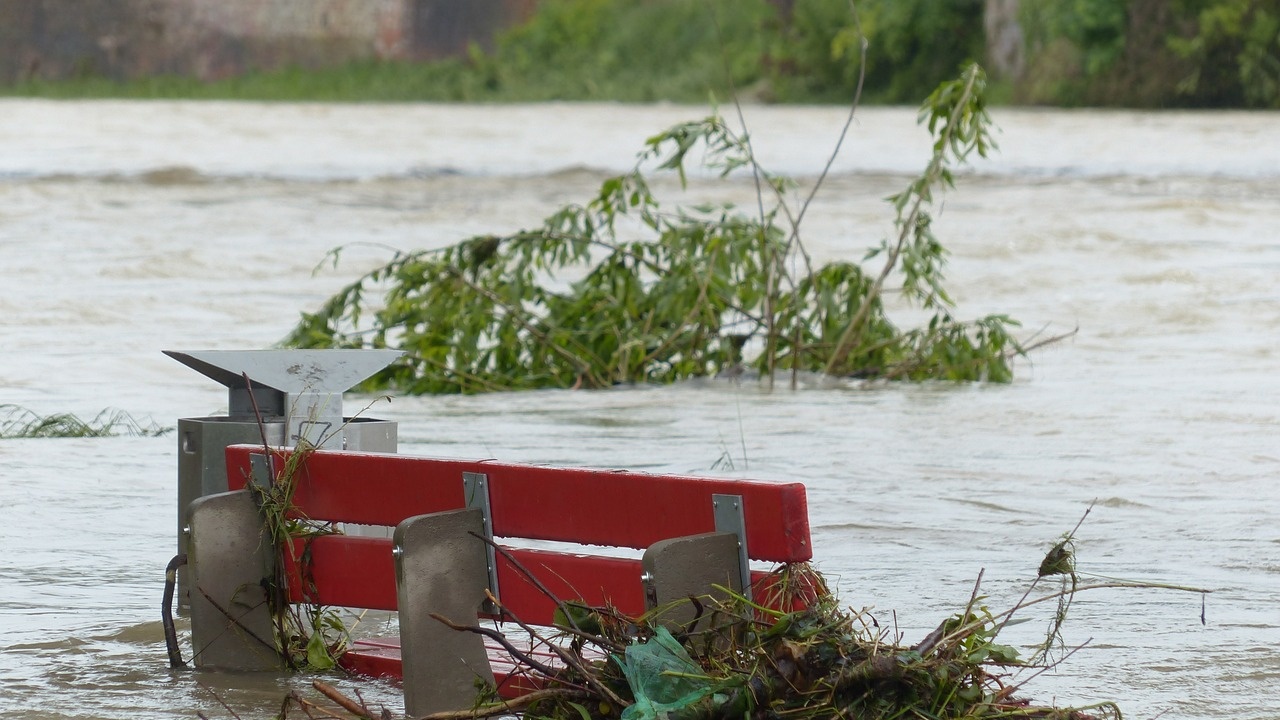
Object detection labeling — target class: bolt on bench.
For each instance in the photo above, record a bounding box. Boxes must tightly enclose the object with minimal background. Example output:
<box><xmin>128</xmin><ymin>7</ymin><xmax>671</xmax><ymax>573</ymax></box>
<box><xmin>185</xmin><ymin>444</ymin><xmax>814</xmax><ymax>717</ymax></box>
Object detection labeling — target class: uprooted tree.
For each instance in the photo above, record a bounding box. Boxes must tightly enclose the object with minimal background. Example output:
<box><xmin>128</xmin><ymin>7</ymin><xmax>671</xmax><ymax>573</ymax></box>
<box><xmin>285</xmin><ymin>64</ymin><xmax>1041</xmax><ymax>394</ymax></box>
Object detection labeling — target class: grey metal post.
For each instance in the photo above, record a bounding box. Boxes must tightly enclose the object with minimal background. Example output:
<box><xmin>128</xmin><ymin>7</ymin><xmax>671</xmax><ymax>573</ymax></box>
<box><xmin>186</xmin><ymin>489</ymin><xmax>282</xmax><ymax>671</ymax></box>
<box><xmin>641</xmin><ymin>532</ymin><xmax>743</xmax><ymax>632</ymax></box>
<box><xmin>640</xmin><ymin>494</ymin><xmax>752</xmax><ymax>632</ymax></box>
<box><xmin>394</xmin><ymin>508</ymin><xmax>496</xmax><ymax>717</ymax></box>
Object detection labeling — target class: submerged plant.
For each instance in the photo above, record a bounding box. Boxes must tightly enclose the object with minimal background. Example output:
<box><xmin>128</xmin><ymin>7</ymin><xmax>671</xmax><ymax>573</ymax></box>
<box><xmin>284</xmin><ymin>64</ymin><xmax>1044</xmax><ymax>394</ymax></box>
<box><xmin>0</xmin><ymin>404</ymin><xmax>170</xmax><ymax>438</ymax></box>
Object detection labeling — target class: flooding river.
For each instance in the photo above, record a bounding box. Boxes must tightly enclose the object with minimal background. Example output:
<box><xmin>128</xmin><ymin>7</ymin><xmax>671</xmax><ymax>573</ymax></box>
<box><xmin>0</xmin><ymin>100</ymin><xmax>1277</xmax><ymax>719</ymax></box>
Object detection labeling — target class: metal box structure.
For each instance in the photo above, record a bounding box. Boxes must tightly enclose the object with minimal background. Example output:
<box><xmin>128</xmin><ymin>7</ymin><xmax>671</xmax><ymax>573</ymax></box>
<box><xmin>167</xmin><ymin>349</ymin><xmax>403</xmax><ymax>606</ymax></box>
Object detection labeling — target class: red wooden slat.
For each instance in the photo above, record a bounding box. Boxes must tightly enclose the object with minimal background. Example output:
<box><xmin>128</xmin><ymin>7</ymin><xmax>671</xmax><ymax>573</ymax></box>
<box><xmin>281</xmin><ymin>535</ymin><xmax>398</xmax><ymax>611</ymax></box>
<box><xmin>341</xmin><ymin>641</ymin><xmax>403</xmax><ymax>680</ymax></box>
<box><xmin>480</xmin><ymin>462</ymin><xmax>811</xmax><ymax>562</ymax></box>
<box><xmin>279</xmin><ymin>536</ymin><xmax>646</xmax><ymax>622</ymax></box>
<box><xmin>226</xmin><ymin>446</ymin><xmax>472</xmax><ymax>526</ymax></box>
<box><xmin>495</xmin><ymin>549</ymin><xmax>646</xmax><ymax>626</ymax></box>
<box><xmin>281</xmin><ymin>536</ymin><xmax>808</xmax><ymax>618</ymax></box>
<box><xmin>225</xmin><ymin>445</ymin><xmax>812</xmax><ymax>562</ymax></box>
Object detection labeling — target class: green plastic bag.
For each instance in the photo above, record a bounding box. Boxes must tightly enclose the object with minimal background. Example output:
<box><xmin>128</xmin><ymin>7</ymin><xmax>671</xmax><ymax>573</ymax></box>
<box><xmin>615</xmin><ymin>627</ymin><xmax>718</xmax><ymax>720</ymax></box>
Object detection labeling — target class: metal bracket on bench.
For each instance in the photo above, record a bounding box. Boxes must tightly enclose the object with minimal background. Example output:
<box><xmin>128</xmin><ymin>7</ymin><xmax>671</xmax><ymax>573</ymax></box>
<box><xmin>249</xmin><ymin>451</ymin><xmax>274</xmax><ymax>492</ymax></box>
<box><xmin>463</xmin><ymin>471</ymin><xmax>500</xmax><ymax>612</ymax></box>
<box><xmin>712</xmin><ymin>494</ymin><xmax>752</xmax><ymax>601</ymax></box>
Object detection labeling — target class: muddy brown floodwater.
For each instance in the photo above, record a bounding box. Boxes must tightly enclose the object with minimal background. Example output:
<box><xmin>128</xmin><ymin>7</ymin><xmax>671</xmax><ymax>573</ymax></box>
<box><xmin>1</xmin><ymin>100</ymin><xmax>1278</xmax><ymax>719</ymax></box>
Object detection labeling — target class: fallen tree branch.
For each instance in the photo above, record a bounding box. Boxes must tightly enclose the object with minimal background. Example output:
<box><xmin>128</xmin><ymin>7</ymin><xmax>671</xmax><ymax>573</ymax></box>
<box><xmin>312</xmin><ymin>680</ymin><xmax>374</xmax><ymax>720</ymax></box>
<box><xmin>288</xmin><ymin>689</ymin><xmax>349</xmax><ymax>720</ymax></box>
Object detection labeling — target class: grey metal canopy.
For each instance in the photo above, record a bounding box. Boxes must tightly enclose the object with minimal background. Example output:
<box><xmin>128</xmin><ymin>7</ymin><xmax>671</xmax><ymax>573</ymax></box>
<box><xmin>165</xmin><ymin>349</ymin><xmax>403</xmax><ymax>394</ymax></box>
<box><xmin>165</xmin><ymin>349</ymin><xmax>403</xmax><ymax>446</ymax></box>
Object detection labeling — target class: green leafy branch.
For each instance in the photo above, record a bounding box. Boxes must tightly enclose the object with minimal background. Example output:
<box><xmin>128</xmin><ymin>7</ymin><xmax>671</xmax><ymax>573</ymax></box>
<box><xmin>285</xmin><ymin>64</ymin><xmax>1043</xmax><ymax>394</ymax></box>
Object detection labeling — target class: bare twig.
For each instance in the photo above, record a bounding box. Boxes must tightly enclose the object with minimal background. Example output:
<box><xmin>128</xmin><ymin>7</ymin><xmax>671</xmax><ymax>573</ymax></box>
<box><xmin>467</xmin><ymin>532</ymin><xmax>626</xmax><ymax>653</ymax></box>
<box><xmin>1009</xmin><ymin>638</ymin><xmax>1093</xmax><ymax>693</ymax></box>
<box><xmin>482</xmin><ymin>589</ymin><xmax>630</xmax><ymax>709</ymax></box>
<box><xmin>312</xmin><ymin>680</ymin><xmax>375</xmax><ymax>720</ymax></box>
<box><xmin>793</xmin><ymin>0</ymin><xmax>869</xmax><ymax>240</ymax></box>
<box><xmin>198</xmin><ymin>680</ymin><xmax>244</xmax><ymax>720</ymax></box>
<box><xmin>287</xmin><ymin>690</ymin><xmax>349</xmax><ymax>720</ymax></box>
<box><xmin>191</xmin><ymin>585</ymin><xmax>277</xmax><ymax>660</ymax></box>
<box><xmin>242</xmin><ymin>372</ymin><xmax>272</xmax><ymax>453</ymax></box>
<box><xmin>1018</xmin><ymin>325</ymin><xmax>1079</xmax><ymax>354</ymax></box>
<box><xmin>962</xmin><ymin>568</ymin><xmax>986</xmax><ymax>620</ymax></box>
<box><xmin>932</xmin><ymin>580</ymin><xmax>1212</xmax><ymax>655</ymax></box>
<box><xmin>917</xmin><ymin>568</ymin><xmax>987</xmax><ymax>656</ymax></box>
<box><xmin>993</xmin><ymin>501</ymin><xmax>1093</xmax><ymax>644</ymax></box>
<box><xmin>428</xmin><ymin>611</ymin><xmax>566</xmax><ymax>680</ymax></box>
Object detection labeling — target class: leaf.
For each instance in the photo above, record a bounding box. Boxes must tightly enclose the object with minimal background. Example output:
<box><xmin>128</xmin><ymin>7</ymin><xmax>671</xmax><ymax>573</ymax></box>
<box><xmin>567</xmin><ymin>701</ymin><xmax>594</xmax><ymax>720</ymax></box>
<box><xmin>987</xmin><ymin>643</ymin><xmax>1021</xmax><ymax>664</ymax></box>
<box><xmin>305</xmin><ymin>630</ymin><xmax>336</xmax><ymax>671</ymax></box>
<box><xmin>554</xmin><ymin>602</ymin><xmax>603</xmax><ymax>635</ymax></box>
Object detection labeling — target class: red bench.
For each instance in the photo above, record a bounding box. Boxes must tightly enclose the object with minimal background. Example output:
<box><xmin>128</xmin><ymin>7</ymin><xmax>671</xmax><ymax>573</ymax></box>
<box><xmin>185</xmin><ymin>444</ymin><xmax>814</xmax><ymax>717</ymax></box>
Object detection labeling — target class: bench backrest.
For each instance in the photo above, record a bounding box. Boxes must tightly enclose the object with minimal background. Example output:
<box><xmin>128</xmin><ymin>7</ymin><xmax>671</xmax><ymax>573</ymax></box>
<box><xmin>224</xmin><ymin>444</ymin><xmax>812</xmax><ymax>624</ymax></box>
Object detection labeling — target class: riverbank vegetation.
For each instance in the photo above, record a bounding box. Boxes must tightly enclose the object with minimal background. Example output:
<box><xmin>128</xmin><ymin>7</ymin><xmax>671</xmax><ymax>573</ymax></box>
<box><xmin>2</xmin><ymin>0</ymin><xmax>1275</xmax><ymax>108</ymax></box>
<box><xmin>284</xmin><ymin>64</ymin><xmax>1052</xmax><ymax>393</ymax></box>
<box><xmin>1016</xmin><ymin>0</ymin><xmax>1280</xmax><ymax>107</ymax></box>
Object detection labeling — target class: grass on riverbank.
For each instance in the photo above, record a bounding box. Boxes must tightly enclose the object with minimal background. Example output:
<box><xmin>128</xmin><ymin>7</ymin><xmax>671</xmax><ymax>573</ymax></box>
<box><xmin>0</xmin><ymin>57</ymin><xmax>1016</xmax><ymax>105</ymax></box>
<box><xmin>0</xmin><ymin>60</ymin><xmax>493</xmax><ymax>103</ymax></box>
<box><xmin>0</xmin><ymin>404</ymin><xmax>170</xmax><ymax>438</ymax></box>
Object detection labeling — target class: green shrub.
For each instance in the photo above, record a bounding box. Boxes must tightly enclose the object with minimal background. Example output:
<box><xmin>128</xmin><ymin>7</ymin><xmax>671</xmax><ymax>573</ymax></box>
<box><xmin>1017</xmin><ymin>0</ymin><xmax>1280</xmax><ymax>108</ymax></box>
<box><xmin>285</xmin><ymin>66</ymin><xmax>1028</xmax><ymax>393</ymax></box>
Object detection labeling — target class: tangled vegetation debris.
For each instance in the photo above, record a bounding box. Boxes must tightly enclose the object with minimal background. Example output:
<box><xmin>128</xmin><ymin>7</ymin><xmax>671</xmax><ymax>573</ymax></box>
<box><xmin>420</xmin><ymin>563</ymin><xmax>1127</xmax><ymax>720</ymax></box>
<box><xmin>264</xmin><ymin>509</ymin><xmax>1208</xmax><ymax>720</ymax></box>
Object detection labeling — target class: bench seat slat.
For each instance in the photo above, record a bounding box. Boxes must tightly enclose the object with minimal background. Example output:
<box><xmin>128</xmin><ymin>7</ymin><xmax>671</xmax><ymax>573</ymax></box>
<box><xmin>225</xmin><ymin>449</ymin><xmax>472</xmax><ymax>527</ymax></box>
<box><xmin>341</xmin><ymin>638</ymin><xmax>582</xmax><ymax>699</ymax></box>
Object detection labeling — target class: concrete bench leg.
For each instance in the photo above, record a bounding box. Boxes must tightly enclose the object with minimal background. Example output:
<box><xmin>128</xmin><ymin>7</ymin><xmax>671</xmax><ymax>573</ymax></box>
<box><xmin>642</xmin><ymin>531</ymin><xmax>743</xmax><ymax>632</ymax></box>
<box><xmin>395</xmin><ymin>507</ymin><xmax>495</xmax><ymax>718</ymax></box>
<box><xmin>186</xmin><ymin>489</ymin><xmax>282</xmax><ymax>671</ymax></box>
